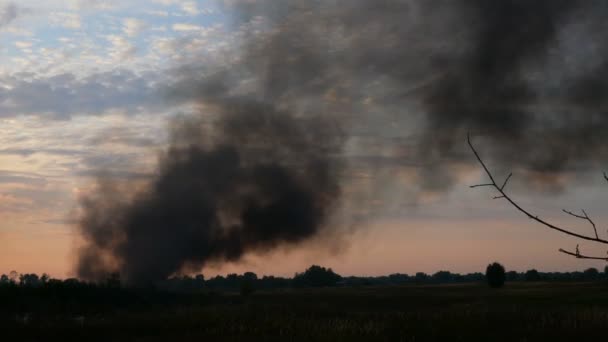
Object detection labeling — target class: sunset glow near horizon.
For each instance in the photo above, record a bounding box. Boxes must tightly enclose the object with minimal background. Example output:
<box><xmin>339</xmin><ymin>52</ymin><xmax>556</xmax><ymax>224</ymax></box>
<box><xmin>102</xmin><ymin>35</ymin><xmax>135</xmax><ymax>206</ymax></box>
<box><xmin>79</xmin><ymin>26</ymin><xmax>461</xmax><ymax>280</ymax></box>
<box><xmin>2</xmin><ymin>0</ymin><xmax>608</xmax><ymax>280</ymax></box>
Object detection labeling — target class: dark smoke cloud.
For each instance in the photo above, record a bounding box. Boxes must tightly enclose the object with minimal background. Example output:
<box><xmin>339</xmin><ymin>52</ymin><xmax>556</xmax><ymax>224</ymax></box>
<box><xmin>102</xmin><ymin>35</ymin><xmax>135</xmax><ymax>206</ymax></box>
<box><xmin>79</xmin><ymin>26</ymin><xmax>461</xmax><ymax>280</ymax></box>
<box><xmin>77</xmin><ymin>0</ymin><xmax>608</xmax><ymax>284</ymax></box>
<box><xmin>422</xmin><ymin>0</ymin><xmax>608</xmax><ymax>181</ymax></box>
<box><xmin>77</xmin><ymin>87</ymin><xmax>343</xmax><ymax>285</ymax></box>
<box><xmin>221</xmin><ymin>0</ymin><xmax>608</xmax><ymax>187</ymax></box>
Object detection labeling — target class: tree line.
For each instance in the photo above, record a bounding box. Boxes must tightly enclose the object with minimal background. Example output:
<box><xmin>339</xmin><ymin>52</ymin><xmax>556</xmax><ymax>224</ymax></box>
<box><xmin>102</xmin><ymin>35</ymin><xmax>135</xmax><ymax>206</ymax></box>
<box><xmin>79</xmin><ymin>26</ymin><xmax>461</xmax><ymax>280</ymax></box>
<box><xmin>3</xmin><ymin>264</ymin><xmax>608</xmax><ymax>293</ymax></box>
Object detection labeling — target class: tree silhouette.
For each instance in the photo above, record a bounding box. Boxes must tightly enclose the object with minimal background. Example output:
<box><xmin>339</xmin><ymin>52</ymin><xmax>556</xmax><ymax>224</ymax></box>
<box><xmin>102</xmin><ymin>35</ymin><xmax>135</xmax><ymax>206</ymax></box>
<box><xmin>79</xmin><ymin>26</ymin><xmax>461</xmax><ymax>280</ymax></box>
<box><xmin>240</xmin><ymin>272</ymin><xmax>257</xmax><ymax>296</ymax></box>
<box><xmin>583</xmin><ymin>268</ymin><xmax>600</xmax><ymax>281</ymax></box>
<box><xmin>468</xmin><ymin>134</ymin><xmax>608</xmax><ymax>261</ymax></box>
<box><xmin>525</xmin><ymin>269</ymin><xmax>541</xmax><ymax>282</ymax></box>
<box><xmin>486</xmin><ymin>262</ymin><xmax>506</xmax><ymax>288</ymax></box>
<box><xmin>293</xmin><ymin>265</ymin><xmax>341</xmax><ymax>287</ymax></box>
<box><xmin>19</xmin><ymin>274</ymin><xmax>40</xmax><ymax>287</ymax></box>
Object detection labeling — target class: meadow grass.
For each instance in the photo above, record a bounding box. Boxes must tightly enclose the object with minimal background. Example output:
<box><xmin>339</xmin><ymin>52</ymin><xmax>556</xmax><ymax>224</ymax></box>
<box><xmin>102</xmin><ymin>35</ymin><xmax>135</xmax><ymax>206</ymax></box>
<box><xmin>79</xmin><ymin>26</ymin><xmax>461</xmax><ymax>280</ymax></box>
<box><xmin>2</xmin><ymin>282</ymin><xmax>608</xmax><ymax>341</ymax></box>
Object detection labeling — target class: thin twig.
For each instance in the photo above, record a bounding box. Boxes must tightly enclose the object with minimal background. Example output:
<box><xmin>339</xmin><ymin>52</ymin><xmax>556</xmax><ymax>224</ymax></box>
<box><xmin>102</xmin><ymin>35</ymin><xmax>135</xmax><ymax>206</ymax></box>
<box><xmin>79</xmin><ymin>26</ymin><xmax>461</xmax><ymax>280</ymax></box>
<box><xmin>562</xmin><ymin>209</ymin><xmax>599</xmax><ymax>239</ymax></box>
<box><xmin>562</xmin><ymin>209</ymin><xmax>586</xmax><ymax>220</ymax></box>
<box><xmin>500</xmin><ymin>173</ymin><xmax>513</xmax><ymax>191</ymax></box>
<box><xmin>559</xmin><ymin>248</ymin><xmax>608</xmax><ymax>261</ymax></box>
<box><xmin>470</xmin><ymin>183</ymin><xmax>494</xmax><ymax>188</ymax></box>
<box><xmin>467</xmin><ymin>133</ymin><xmax>608</xmax><ymax>245</ymax></box>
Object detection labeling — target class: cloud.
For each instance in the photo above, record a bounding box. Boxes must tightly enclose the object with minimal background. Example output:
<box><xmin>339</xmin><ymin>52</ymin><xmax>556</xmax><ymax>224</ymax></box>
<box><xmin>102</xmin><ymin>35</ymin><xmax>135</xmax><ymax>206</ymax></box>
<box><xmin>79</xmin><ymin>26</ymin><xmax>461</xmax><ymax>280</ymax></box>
<box><xmin>14</xmin><ymin>41</ymin><xmax>33</xmax><ymax>49</ymax></box>
<box><xmin>181</xmin><ymin>1</ymin><xmax>199</xmax><ymax>15</ymax></box>
<box><xmin>0</xmin><ymin>170</ymin><xmax>49</xmax><ymax>187</ymax></box>
<box><xmin>87</xmin><ymin>126</ymin><xmax>161</xmax><ymax>148</ymax></box>
<box><xmin>0</xmin><ymin>2</ymin><xmax>32</xmax><ymax>28</ymax></box>
<box><xmin>0</xmin><ymin>2</ymin><xmax>17</xmax><ymax>27</ymax></box>
<box><xmin>145</xmin><ymin>10</ymin><xmax>169</xmax><ymax>17</ymax></box>
<box><xmin>0</xmin><ymin>70</ymin><xmax>166</xmax><ymax>119</ymax></box>
<box><xmin>0</xmin><ymin>193</ymin><xmax>34</xmax><ymax>212</ymax></box>
<box><xmin>106</xmin><ymin>34</ymin><xmax>137</xmax><ymax>60</ymax></box>
<box><xmin>0</xmin><ymin>148</ymin><xmax>85</xmax><ymax>157</ymax></box>
<box><xmin>123</xmin><ymin>18</ymin><xmax>145</xmax><ymax>37</ymax></box>
<box><xmin>49</xmin><ymin>11</ymin><xmax>81</xmax><ymax>29</ymax></box>
<box><xmin>151</xmin><ymin>0</ymin><xmax>212</xmax><ymax>16</ymax></box>
<box><xmin>71</xmin><ymin>0</ymin><xmax>117</xmax><ymax>11</ymax></box>
<box><xmin>172</xmin><ymin>23</ymin><xmax>203</xmax><ymax>32</ymax></box>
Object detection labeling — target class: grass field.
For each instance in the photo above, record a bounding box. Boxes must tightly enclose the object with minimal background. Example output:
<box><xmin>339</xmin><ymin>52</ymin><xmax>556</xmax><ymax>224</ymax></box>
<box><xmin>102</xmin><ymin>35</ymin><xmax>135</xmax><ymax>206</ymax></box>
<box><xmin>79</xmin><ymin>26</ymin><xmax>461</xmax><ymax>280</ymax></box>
<box><xmin>3</xmin><ymin>282</ymin><xmax>608</xmax><ymax>341</ymax></box>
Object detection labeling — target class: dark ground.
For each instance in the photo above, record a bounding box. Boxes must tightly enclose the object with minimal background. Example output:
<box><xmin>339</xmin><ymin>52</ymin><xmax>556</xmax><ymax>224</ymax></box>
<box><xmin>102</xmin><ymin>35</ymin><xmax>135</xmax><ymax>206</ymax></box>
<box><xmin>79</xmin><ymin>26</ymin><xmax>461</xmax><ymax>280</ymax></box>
<box><xmin>2</xmin><ymin>282</ymin><xmax>608</xmax><ymax>341</ymax></box>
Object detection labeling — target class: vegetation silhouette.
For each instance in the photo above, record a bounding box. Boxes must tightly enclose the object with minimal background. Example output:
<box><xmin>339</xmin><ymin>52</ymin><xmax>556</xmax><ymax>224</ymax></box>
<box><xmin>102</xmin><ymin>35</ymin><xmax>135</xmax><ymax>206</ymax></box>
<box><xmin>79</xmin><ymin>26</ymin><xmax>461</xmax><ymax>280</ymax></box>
<box><xmin>486</xmin><ymin>262</ymin><xmax>506</xmax><ymax>288</ymax></box>
<box><xmin>239</xmin><ymin>272</ymin><xmax>257</xmax><ymax>296</ymax></box>
<box><xmin>2</xmin><ymin>265</ymin><xmax>608</xmax><ymax>341</ymax></box>
<box><xmin>525</xmin><ymin>269</ymin><xmax>541</xmax><ymax>282</ymax></box>
<box><xmin>293</xmin><ymin>265</ymin><xmax>342</xmax><ymax>287</ymax></box>
<box><xmin>3</xmin><ymin>264</ymin><xmax>606</xmax><ymax>295</ymax></box>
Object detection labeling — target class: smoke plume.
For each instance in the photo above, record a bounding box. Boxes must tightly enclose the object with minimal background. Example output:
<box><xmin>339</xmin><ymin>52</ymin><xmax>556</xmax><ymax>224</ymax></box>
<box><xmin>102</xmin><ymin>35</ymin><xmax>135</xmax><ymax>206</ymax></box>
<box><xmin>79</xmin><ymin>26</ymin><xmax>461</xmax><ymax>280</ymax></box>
<box><xmin>77</xmin><ymin>96</ymin><xmax>342</xmax><ymax>285</ymax></box>
<box><xmin>77</xmin><ymin>0</ymin><xmax>608</xmax><ymax>284</ymax></box>
<box><xmin>0</xmin><ymin>3</ymin><xmax>18</xmax><ymax>27</ymax></box>
<box><xmin>422</xmin><ymin>0</ymin><xmax>608</xmax><ymax>184</ymax></box>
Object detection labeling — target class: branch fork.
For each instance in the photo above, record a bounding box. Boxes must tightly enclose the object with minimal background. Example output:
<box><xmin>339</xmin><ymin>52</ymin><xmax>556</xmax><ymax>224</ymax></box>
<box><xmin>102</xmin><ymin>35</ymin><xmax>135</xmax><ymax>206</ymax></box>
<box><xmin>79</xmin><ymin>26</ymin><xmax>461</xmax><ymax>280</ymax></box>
<box><xmin>468</xmin><ymin>133</ymin><xmax>608</xmax><ymax>261</ymax></box>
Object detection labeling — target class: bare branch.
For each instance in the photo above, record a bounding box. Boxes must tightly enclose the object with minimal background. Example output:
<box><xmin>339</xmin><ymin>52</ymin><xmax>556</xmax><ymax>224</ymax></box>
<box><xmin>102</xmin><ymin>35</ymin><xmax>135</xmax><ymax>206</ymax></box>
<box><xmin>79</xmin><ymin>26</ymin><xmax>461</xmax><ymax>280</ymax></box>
<box><xmin>500</xmin><ymin>173</ymin><xmax>513</xmax><ymax>191</ymax></box>
<box><xmin>562</xmin><ymin>209</ymin><xmax>599</xmax><ymax>239</ymax></box>
<box><xmin>467</xmin><ymin>133</ymin><xmax>608</xmax><ymax>247</ymax></box>
<box><xmin>558</xmin><ymin>248</ymin><xmax>608</xmax><ymax>261</ymax></box>
<box><xmin>562</xmin><ymin>209</ymin><xmax>586</xmax><ymax>220</ymax></box>
<box><xmin>470</xmin><ymin>183</ymin><xmax>494</xmax><ymax>188</ymax></box>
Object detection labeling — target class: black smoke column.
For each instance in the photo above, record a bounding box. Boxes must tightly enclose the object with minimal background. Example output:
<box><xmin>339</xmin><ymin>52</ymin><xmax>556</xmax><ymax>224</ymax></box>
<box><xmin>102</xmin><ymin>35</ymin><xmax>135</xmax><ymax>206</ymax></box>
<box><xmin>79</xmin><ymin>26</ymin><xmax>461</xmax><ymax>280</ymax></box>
<box><xmin>77</xmin><ymin>0</ymin><xmax>608</xmax><ymax>284</ymax></box>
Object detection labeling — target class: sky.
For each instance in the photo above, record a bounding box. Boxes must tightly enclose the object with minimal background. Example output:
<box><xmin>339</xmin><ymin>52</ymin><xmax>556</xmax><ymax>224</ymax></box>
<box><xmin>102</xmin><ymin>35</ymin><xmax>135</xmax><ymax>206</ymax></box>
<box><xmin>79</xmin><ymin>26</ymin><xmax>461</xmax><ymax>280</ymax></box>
<box><xmin>1</xmin><ymin>0</ymin><xmax>608</xmax><ymax>279</ymax></box>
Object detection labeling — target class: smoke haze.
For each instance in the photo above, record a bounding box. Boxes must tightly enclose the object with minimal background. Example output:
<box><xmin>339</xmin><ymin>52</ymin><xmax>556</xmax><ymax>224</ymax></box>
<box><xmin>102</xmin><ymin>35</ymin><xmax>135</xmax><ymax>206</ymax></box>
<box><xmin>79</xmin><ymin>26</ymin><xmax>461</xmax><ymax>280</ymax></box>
<box><xmin>0</xmin><ymin>2</ymin><xmax>19</xmax><ymax>27</ymax></box>
<box><xmin>76</xmin><ymin>0</ymin><xmax>608</xmax><ymax>285</ymax></box>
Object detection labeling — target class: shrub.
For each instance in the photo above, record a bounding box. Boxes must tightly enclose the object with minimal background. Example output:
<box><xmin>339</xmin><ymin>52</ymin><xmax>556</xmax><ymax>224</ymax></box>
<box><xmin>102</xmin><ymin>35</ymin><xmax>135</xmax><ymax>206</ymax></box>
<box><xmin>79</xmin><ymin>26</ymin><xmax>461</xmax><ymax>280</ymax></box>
<box><xmin>486</xmin><ymin>262</ymin><xmax>506</xmax><ymax>288</ymax></box>
<box><xmin>583</xmin><ymin>268</ymin><xmax>599</xmax><ymax>281</ymax></box>
<box><xmin>293</xmin><ymin>265</ymin><xmax>342</xmax><ymax>287</ymax></box>
<box><xmin>524</xmin><ymin>269</ymin><xmax>541</xmax><ymax>282</ymax></box>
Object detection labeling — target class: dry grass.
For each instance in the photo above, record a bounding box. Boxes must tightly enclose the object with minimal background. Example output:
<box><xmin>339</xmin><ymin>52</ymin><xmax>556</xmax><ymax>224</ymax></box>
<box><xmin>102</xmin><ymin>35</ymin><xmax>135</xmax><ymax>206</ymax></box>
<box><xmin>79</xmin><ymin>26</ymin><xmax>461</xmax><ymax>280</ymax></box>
<box><xmin>2</xmin><ymin>282</ymin><xmax>608</xmax><ymax>341</ymax></box>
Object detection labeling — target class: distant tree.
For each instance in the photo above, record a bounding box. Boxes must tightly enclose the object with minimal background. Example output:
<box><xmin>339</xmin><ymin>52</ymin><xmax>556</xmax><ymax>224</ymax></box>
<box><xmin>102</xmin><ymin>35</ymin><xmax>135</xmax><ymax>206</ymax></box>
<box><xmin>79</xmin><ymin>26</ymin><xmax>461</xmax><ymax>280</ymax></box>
<box><xmin>604</xmin><ymin>265</ymin><xmax>608</xmax><ymax>280</ymax></box>
<box><xmin>205</xmin><ymin>275</ymin><xmax>226</xmax><ymax>289</ymax></box>
<box><xmin>463</xmin><ymin>272</ymin><xmax>485</xmax><ymax>283</ymax></box>
<box><xmin>194</xmin><ymin>274</ymin><xmax>205</xmax><ymax>289</ymax></box>
<box><xmin>19</xmin><ymin>273</ymin><xmax>41</xmax><ymax>287</ymax></box>
<box><xmin>524</xmin><ymin>269</ymin><xmax>541</xmax><ymax>282</ymax></box>
<box><xmin>226</xmin><ymin>274</ymin><xmax>239</xmax><ymax>288</ymax></box>
<box><xmin>432</xmin><ymin>271</ymin><xmax>454</xmax><ymax>284</ymax></box>
<box><xmin>583</xmin><ymin>267</ymin><xmax>599</xmax><ymax>281</ymax></box>
<box><xmin>388</xmin><ymin>273</ymin><xmax>410</xmax><ymax>284</ymax></box>
<box><xmin>293</xmin><ymin>265</ymin><xmax>341</xmax><ymax>287</ymax></box>
<box><xmin>485</xmin><ymin>262</ymin><xmax>506</xmax><ymax>288</ymax></box>
<box><xmin>63</xmin><ymin>278</ymin><xmax>83</xmax><ymax>288</ymax></box>
<box><xmin>414</xmin><ymin>272</ymin><xmax>429</xmax><ymax>283</ymax></box>
<box><xmin>0</xmin><ymin>274</ymin><xmax>8</xmax><ymax>285</ymax></box>
<box><xmin>9</xmin><ymin>270</ymin><xmax>18</xmax><ymax>284</ymax></box>
<box><xmin>505</xmin><ymin>271</ymin><xmax>520</xmax><ymax>282</ymax></box>
<box><xmin>243</xmin><ymin>272</ymin><xmax>258</xmax><ymax>282</ymax></box>
<box><xmin>260</xmin><ymin>275</ymin><xmax>290</xmax><ymax>289</ymax></box>
<box><xmin>239</xmin><ymin>272</ymin><xmax>258</xmax><ymax>296</ymax></box>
